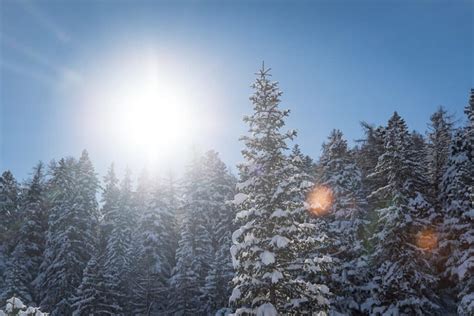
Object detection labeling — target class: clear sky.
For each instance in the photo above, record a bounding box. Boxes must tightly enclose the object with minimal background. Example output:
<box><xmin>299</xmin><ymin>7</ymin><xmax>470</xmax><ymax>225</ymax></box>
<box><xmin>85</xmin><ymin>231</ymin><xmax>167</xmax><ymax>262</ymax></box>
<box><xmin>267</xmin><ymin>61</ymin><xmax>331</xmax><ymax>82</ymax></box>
<box><xmin>1</xmin><ymin>0</ymin><xmax>472</xmax><ymax>180</ymax></box>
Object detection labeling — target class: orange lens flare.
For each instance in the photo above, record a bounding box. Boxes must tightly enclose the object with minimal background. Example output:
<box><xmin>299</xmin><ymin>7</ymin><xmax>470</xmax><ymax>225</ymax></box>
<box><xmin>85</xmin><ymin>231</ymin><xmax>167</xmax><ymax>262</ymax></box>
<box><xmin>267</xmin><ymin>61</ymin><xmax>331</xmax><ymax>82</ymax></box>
<box><xmin>306</xmin><ymin>185</ymin><xmax>334</xmax><ymax>217</ymax></box>
<box><xmin>416</xmin><ymin>229</ymin><xmax>438</xmax><ymax>251</ymax></box>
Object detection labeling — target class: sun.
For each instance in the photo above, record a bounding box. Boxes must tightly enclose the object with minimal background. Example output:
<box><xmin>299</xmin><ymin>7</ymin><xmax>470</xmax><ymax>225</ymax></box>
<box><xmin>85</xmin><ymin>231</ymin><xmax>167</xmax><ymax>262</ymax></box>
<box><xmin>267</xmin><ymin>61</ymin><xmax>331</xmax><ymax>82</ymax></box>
<box><xmin>82</xmin><ymin>47</ymin><xmax>195</xmax><ymax>166</ymax></box>
<box><xmin>112</xmin><ymin>66</ymin><xmax>191</xmax><ymax>163</ymax></box>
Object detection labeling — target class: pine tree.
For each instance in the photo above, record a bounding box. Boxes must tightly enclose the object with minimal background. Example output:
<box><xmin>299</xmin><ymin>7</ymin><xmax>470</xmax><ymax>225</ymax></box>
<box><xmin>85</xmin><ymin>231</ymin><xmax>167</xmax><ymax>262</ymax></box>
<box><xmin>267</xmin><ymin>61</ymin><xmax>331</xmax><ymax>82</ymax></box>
<box><xmin>171</xmin><ymin>154</ymin><xmax>213</xmax><ymax>315</ymax></box>
<box><xmin>100</xmin><ymin>164</ymin><xmax>120</xmax><ymax>252</ymax></box>
<box><xmin>0</xmin><ymin>171</ymin><xmax>20</xmax><ymax>248</ymax></box>
<box><xmin>131</xmin><ymin>174</ymin><xmax>172</xmax><ymax>315</ymax></box>
<box><xmin>38</xmin><ymin>151</ymin><xmax>99</xmax><ymax>315</ymax></box>
<box><xmin>200</xmin><ymin>151</ymin><xmax>236</xmax><ymax>315</ymax></box>
<box><xmin>427</xmin><ymin>107</ymin><xmax>453</xmax><ymax>210</ymax></box>
<box><xmin>230</xmin><ymin>65</ymin><xmax>329</xmax><ymax>315</ymax></box>
<box><xmin>72</xmin><ymin>253</ymin><xmax>113</xmax><ymax>315</ymax></box>
<box><xmin>440</xmin><ymin>90</ymin><xmax>474</xmax><ymax>315</ymax></box>
<box><xmin>2</xmin><ymin>163</ymin><xmax>47</xmax><ymax>305</ymax></box>
<box><xmin>364</xmin><ymin>112</ymin><xmax>439</xmax><ymax>315</ymax></box>
<box><xmin>103</xmin><ymin>168</ymin><xmax>133</xmax><ymax>314</ymax></box>
<box><xmin>315</xmin><ymin>130</ymin><xmax>368</xmax><ymax>314</ymax></box>
<box><xmin>355</xmin><ymin>122</ymin><xmax>386</xmax><ymax>197</ymax></box>
<box><xmin>0</xmin><ymin>171</ymin><xmax>20</xmax><ymax>294</ymax></box>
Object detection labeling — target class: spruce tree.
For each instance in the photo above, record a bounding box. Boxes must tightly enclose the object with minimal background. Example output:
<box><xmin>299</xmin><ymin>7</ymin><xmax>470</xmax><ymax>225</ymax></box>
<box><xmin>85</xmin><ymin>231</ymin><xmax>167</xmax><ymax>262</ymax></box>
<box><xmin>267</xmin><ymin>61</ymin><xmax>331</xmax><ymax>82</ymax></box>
<box><xmin>72</xmin><ymin>253</ymin><xmax>113</xmax><ymax>315</ymax></box>
<box><xmin>199</xmin><ymin>151</ymin><xmax>236</xmax><ymax>315</ymax></box>
<box><xmin>38</xmin><ymin>151</ymin><xmax>99</xmax><ymax>315</ymax></box>
<box><xmin>230</xmin><ymin>65</ymin><xmax>329</xmax><ymax>314</ymax></box>
<box><xmin>0</xmin><ymin>170</ymin><xmax>20</xmax><ymax>248</ymax></box>
<box><xmin>315</xmin><ymin>130</ymin><xmax>368</xmax><ymax>314</ymax></box>
<box><xmin>427</xmin><ymin>106</ymin><xmax>453</xmax><ymax>210</ymax></box>
<box><xmin>0</xmin><ymin>170</ymin><xmax>20</xmax><ymax>294</ymax></box>
<box><xmin>171</xmin><ymin>154</ymin><xmax>213</xmax><ymax>315</ymax></box>
<box><xmin>100</xmin><ymin>164</ymin><xmax>120</xmax><ymax>252</ymax></box>
<box><xmin>103</xmin><ymin>168</ymin><xmax>133</xmax><ymax>314</ymax></box>
<box><xmin>2</xmin><ymin>163</ymin><xmax>47</xmax><ymax>305</ymax></box>
<box><xmin>364</xmin><ymin>112</ymin><xmax>439</xmax><ymax>315</ymax></box>
<box><xmin>131</xmin><ymin>175</ymin><xmax>172</xmax><ymax>315</ymax></box>
<box><xmin>440</xmin><ymin>90</ymin><xmax>474</xmax><ymax>315</ymax></box>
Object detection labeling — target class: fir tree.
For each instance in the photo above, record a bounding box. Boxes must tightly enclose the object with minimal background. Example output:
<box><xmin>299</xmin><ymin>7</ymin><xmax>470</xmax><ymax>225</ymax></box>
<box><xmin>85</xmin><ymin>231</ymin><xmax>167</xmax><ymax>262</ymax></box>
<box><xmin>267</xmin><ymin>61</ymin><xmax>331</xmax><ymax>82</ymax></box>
<box><xmin>199</xmin><ymin>151</ymin><xmax>236</xmax><ymax>315</ymax></box>
<box><xmin>103</xmin><ymin>168</ymin><xmax>133</xmax><ymax>315</ymax></box>
<box><xmin>230</xmin><ymin>65</ymin><xmax>329</xmax><ymax>315</ymax></box>
<box><xmin>439</xmin><ymin>90</ymin><xmax>474</xmax><ymax>315</ymax></box>
<box><xmin>171</xmin><ymin>154</ymin><xmax>213</xmax><ymax>315</ymax></box>
<box><xmin>315</xmin><ymin>130</ymin><xmax>368</xmax><ymax>314</ymax></box>
<box><xmin>100</xmin><ymin>164</ymin><xmax>120</xmax><ymax>252</ymax></box>
<box><xmin>72</xmin><ymin>253</ymin><xmax>113</xmax><ymax>315</ymax></box>
<box><xmin>427</xmin><ymin>106</ymin><xmax>453</xmax><ymax>210</ymax></box>
<box><xmin>131</xmin><ymin>175</ymin><xmax>171</xmax><ymax>315</ymax></box>
<box><xmin>38</xmin><ymin>151</ymin><xmax>99</xmax><ymax>315</ymax></box>
<box><xmin>364</xmin><ymin>112</ymin><xmax>439</xmax><ymax>315</ymax></box>
<box><xmin>2</xmin><ymin>163</ymin><xmax>47</xmax><ymax>305</ymax></box>
<box><xmin>0</xmin><ymin>171</ymin><xmax>20</xmax><ymax>292</ymax></box>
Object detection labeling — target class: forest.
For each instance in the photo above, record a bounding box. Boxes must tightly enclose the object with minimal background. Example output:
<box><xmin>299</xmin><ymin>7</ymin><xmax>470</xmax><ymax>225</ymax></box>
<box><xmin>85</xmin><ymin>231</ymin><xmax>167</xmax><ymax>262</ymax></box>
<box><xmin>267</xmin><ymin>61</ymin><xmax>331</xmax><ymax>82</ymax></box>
<box><xmin>0</xmin><ymin>66</ymin><xmax>473</xmax><ymax>316</ymax></box>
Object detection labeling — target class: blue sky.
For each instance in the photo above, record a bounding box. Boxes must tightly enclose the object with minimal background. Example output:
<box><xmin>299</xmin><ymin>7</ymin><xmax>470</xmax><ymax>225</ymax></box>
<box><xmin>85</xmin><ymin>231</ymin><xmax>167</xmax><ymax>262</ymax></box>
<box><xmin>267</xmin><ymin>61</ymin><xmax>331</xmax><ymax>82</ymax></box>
<box><xmin>1</xmin><ymin>0</ymin><xmax>472</xmax><ymax>180</ymax></box>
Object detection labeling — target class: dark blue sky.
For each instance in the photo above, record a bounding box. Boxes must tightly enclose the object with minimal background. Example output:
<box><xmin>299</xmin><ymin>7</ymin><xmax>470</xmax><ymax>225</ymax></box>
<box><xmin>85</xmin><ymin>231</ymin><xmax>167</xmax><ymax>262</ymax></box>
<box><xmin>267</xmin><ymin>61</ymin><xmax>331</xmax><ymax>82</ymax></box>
<box><xmin>1</xmin><ymin>0</ymin><xmax>472</xmax><ymax>180</ymax></box>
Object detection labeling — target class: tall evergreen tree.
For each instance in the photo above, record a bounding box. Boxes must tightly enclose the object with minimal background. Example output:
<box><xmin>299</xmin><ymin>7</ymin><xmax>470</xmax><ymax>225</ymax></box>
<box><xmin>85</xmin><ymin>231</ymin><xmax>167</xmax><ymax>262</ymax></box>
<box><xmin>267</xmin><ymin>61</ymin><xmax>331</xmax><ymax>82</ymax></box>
<box><xmin>0</xmin><ymin>170</ymin><xmax>20</xmax><ymax>294</ymax></box>
<box><xmin>100</xmin><ymin>164</ymin><xmax>120</xmax><ymax>252</ymax></box>
<box><xmin>38</xmin><ymin>151</ymin><xmax>99</xmax><ymax>315</ymax></box>
<box><xmin>427</xmin><ymin>107</ymin><xmax>453</xmax><ymax>210</ymax></box>
<box><xmin>364</xmin><ymin>112</ymin><xmax>439</xmax><ymax>315</ymax></box>
<box><xmin>439</xmin><ymin>90</ymin><xmax>474</xmax><ymax>315</ymax></box>
<box><xmin>72</xmin><ymin>253</ymin><xmax>113</xmax><ymax>315</ymax></box>
<box><xmin>230</xmin><ymin>65</ymin><xmax>329</xmax><ymax>315</ymax></box>
<box><xmin>199</xmin><ymin>150</ymin><xmax>236</xmax><ymax>315</ymax></box>
<box><xmin>0</xmin><ymin>170</ymin><xmax>20</xmax><ymax>248</ymax></box>
<box><xmin>170</xmin><ymin>154</ymin><xmax>213</xmax><ymax>315</ymax></box>
<box><xmin>103</xmin><ymin>168</ymin><xmax>133</xmax><ymax>314</ymax></box>
<box><xmin>131</xmin><ymin>174</ymin><xmax>173</xmax><ymax>315</ymax></box>
<box><xmin>2</xmin><ymin>163</ymin><xmax>47</xmax><ymax>305</ymax></box>
<box><xmin>316</xmin><ymin>130</ymin><xmax>368</xmax><ymax>314</ymax></box>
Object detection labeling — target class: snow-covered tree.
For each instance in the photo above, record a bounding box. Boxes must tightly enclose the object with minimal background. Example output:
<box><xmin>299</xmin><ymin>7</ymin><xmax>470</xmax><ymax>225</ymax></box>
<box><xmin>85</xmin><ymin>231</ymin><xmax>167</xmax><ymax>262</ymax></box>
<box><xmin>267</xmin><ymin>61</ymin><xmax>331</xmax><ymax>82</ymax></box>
<box><xmin>199</xmin><ymin>151</ymin><xmax>236</xmax><ymax>315</ymax></box>
<box><xmin>0</xmin><ymin>170</ymin><xmax>20</xmax><ymax>295</ymax></box>
<box><xmin>2</xmin><ymin>163</ymin><xmax>47</xmax><ymax>305</ymax></box>
<box><xmin>230</xmin><ymin>65</ymin><xmax>330</xmax><ymax>315</ymax></box>
<box><xmin>170</xmin><ymin>154</ymin><xmax>213</xmax><ymax>315</ymax></box>
<box><xmin>364</xmin><ymin>112</ymin><xmax>439</xmax><ymax>315</ymax></box>
<box><xmin>100</xmin><ymin>164</ymin><xmax>120</xmax><ymax>251</ymax></box>
<box><xmin>427</xmin><ymin>106</ymin><xmax>453</xmax><ymax>210</ymax></box>
<box><xmin>439</xmin><ymin>90</ymin><xmax>474</xmax><ymax>315</ymax></box>
<box><xmin>0</xmin><ymin>296</ymin><xmax>46</xmax><ymax>316</ymax></box>
<box><xmin>103</xmin><ymin>168</ymin><xmax>134</xmax><ymax>314</ymax></box>
<box><xmin>0</xmin><ymin>171</ymin><xmax>20</xmax><ymax>248</ymax></box>
<box><xmin>72</xmin><ymin>253</ymin><xmax>113</xmax><ymax>315</ymax></box>
<box><xmin>355</xmin><ymin>122</ymin><xmax>386</xmax><ymax>196</ymax></box>
<box><xmin>38</xmin><ymin>151</ymin><xmax>99</xmax><ymax>315</ymax></box>
<box><xmin>315</xmin><ymin>129</ymin><xmax>368</xmax><ymax>314</ymax></box>
<box><xmin>130</xmin><ymin>172</ymin><xmax>177</xmax><ymax>315</ymax></box>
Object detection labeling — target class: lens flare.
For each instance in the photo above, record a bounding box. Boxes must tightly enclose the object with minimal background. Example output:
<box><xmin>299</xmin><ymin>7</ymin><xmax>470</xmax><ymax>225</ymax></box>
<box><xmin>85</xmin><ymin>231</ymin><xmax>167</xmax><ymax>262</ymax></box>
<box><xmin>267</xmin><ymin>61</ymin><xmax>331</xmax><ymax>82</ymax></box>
<box><xmin>416</xmin><ymin>229</ymin><xmax>438</xmax><ymax>251</ymax></box>
<box><xmin>306</xmin><ymin>185</ymin><xmax>334</xmax><ymax>217</ymax></box>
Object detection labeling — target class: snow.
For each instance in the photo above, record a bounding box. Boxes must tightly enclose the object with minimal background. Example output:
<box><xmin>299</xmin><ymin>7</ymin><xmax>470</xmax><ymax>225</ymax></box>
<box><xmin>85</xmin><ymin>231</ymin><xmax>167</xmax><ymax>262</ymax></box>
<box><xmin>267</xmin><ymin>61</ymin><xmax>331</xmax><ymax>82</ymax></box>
<box><xmin>271</xmin><ymin>235</ymin><xmax>289</xmax><ymax>248</ymax></box>
<box><xmin>6</xmin><ymin>297</ymin><xmax>26</xmax><ymax>312</ymax></box>
<box><xmin>256</xmin><ymin>303</ymin><xmax>277</xmax><ymax>316</ymax></box>
<box><xmin>229</xmin><ymin>287</ymin><xmax>241</xmax><ymax>302</ymax></box>
<box><xmin>233</xmin><ymin>193</ymin><xmax>248</xmax><ymax>205</ymax></box>
<box><xmin>270</xmin><ymin>209</ymin><xmax>287</xmax><ymax>218</ymax></box>
<box><xmin>1</xmin><ymin>297</ymin><xmax>46</xmax><ymax>316</ymax></box>
<box><xmin>260</xmin><ymin>251</ymin><xmax>275</xmax><ymax>265</ymax></box>
<box><xmin>263</xmin><ymin>271</ymin><xmax>283</xmax><ymax>284</ymax></box>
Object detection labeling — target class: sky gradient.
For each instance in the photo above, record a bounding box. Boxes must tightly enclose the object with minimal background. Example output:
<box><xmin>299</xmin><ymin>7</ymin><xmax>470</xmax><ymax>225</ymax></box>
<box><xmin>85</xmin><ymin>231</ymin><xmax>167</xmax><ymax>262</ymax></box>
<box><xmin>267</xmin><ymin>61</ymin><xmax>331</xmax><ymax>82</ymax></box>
<box><xmin>1</xmin><ymin>0</ymin><xmax>473</xmax><ymax>180</ymax></box>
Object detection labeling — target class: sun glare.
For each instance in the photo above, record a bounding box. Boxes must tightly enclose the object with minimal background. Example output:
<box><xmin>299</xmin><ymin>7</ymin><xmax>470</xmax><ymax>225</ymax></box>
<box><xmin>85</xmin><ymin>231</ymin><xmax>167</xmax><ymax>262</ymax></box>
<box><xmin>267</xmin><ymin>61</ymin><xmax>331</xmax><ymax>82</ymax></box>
<box><xmin>81</xmin><ymin>47</ymin><xmax>197</xmax><ymax>167</ymax></box>
<box><xmin>416</xmin><ymin>229</ymin><xmax>438</xmax><ymax>251</ymax></box>
<box><xmin>307</xmin><ymin>185</ymin><xmax>334</xmax><ymax>217</ymax></box>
